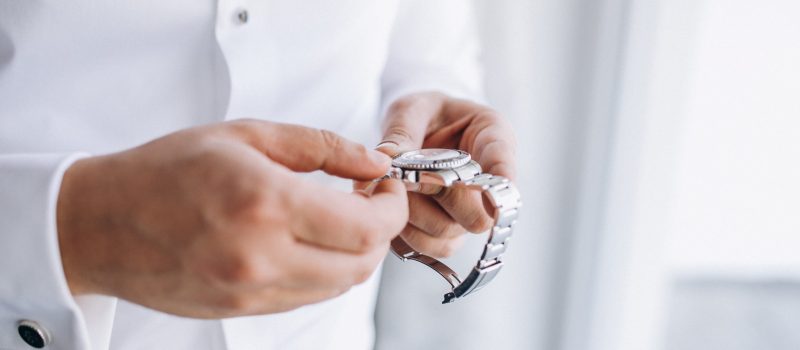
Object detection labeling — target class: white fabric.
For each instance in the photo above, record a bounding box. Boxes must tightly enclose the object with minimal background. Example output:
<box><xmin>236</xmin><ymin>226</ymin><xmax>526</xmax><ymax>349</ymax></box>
<box><xmin>0</xmin><ymin>1</ymin><xmax>481</xmax><ymax>349</ymax></box>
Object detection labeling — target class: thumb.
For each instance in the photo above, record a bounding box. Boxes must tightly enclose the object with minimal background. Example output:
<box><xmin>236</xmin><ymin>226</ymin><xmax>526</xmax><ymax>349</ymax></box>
<box><xmin>377</xmin><ymin>94</ymin><xmax>444</xmax><ymax>156</ymax></box>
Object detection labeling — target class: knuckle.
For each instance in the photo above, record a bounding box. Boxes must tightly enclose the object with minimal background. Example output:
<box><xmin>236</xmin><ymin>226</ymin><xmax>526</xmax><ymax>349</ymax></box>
<box><xmin>476</xmin><ymin>109</ymin><xmax>503</xmax><ymax>123</ymax></box>
<box><xmin>355</xmin><ymin>230</ymin><xmax>380</xmax><ymax>252</ymax></box>
<box><xmin>225</xmin><ymin>184</ymin><xmax>275</xmax><ymax>223</ymax></box>
<box><xmin>319</xmin><ymin>129</ymin><xmax>343</xmax><ymax>152</ymax></box>
<box><xmin>401</xmin><ymin>226</ymin><xmax>423</xmax><ymax>245</ymax></box>
<box><xmin>384</xmin><ymin>125</ymin><xmax>414</xmax><ymax>143</ymax></box>
<box><xmin>465</xmin><ymin>214</ymin><xmax>494</xmax><ymax>233</ymax></box>
<box><xmin>216</xmin><ymin>252</ymin><xmax>268</xmax><ymax>286</ymax></box>
<box><xmin>352</xmin><ymin>142</ymin><xmax>370</xmax><ymax>159</ymax></box>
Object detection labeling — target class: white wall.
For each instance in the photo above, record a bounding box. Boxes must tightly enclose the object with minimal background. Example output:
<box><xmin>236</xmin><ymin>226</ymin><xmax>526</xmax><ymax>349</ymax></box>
<box><xmin>566</xmin><ymin>0</ymin><xmax>800</xmax><ymax>349</ymax></box>
<box><xmin>665</xmin><ymin>0</ymin><xmax>800</xmax><ymax>276</ymax></box>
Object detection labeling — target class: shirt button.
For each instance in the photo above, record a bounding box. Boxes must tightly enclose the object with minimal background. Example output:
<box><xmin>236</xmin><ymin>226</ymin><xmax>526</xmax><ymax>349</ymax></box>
<box><xmin>17</xmin><ymin>320</ymin><xmax>51</xmax><ymax>349</ymax></box>
<box><xmin>236</xmin><ymin>9</ymin><xmax>249</xmax><ymax>24</ymax></box>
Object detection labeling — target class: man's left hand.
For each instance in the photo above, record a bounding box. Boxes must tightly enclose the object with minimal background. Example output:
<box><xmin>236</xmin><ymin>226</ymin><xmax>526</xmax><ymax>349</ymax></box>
<box><xmin>376</xmin><ymin>92</ymin><xmax>517</xmax><ymax>258</ymax></box>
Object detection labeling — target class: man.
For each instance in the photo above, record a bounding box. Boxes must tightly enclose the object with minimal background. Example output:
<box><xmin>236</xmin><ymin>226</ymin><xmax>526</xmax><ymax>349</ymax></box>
<box><xmin>0</xmin><ymin>1</ymin><xmax>515</xmax><ymax>349</ymax></box>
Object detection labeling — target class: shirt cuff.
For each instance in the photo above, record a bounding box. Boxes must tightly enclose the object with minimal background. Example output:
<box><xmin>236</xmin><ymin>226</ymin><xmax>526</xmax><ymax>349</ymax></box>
<box><xmin>0</xmin><ymin>153</ymin><xmax>116</xmax><ymax>350</ymax></box>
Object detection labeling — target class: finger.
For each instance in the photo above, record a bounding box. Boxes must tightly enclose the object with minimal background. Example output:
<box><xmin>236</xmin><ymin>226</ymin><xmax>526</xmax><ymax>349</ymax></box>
<box><xmin>407</xmin><ymin>193</ymin><xmax>465</xmax><ymax>238</ymax></box>
<box><xmin>469</xmin><ymin>123</ymin><xmax>517</xmax><ymax>180</ymax></box>
<box><xmin>278</xmin><ymin>238</ymin><xmax>390</xmax><ymax>289</ymax></box>
<box><xmin>377</xmin><ymin>93</ymin><xmax>446</xmax><ymax>156</ymax></box>
<box><xmin>476</xmin><ymin>138</ymin><xmax>517</xmax><ymax>180</ymax></box>
<box><xmin>400</xmin><ymin>224</ymin><xmax>466</xmax><ymax>259</ymax></box>
<box><xmin>226</xmin><ymin>119</ymin><xmax>392</xmax><ymax>180</ymax></box>
<box><xmin>429</xmin><ymin>99</ymin><xmax>517</xmax><ymax>180</ymax></box>
<box><xmin>189</xmin><ymin>215</ymin><xmax>389</xmax><ymax>292</ymax></box>
<box><xmin>434</xmin><ymin>187</ymin><xmax>494</xmax><ymax>233</ymax></box>
<box><xmin>290</xmin><ymin>178</ymin><xmax>408</xmax><ymax>253</ymax></box>
<box><xmin>456</xmin><ymin>111</ymin><xmax>517</xmax><ymax>180</ymax></box>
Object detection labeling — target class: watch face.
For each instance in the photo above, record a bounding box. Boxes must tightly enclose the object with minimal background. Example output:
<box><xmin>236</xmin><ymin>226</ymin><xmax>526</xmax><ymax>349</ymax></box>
<box><xmin>392</xmin><ymin>149</ymin><xmax>471</xmax><ymax>170</ymax></box>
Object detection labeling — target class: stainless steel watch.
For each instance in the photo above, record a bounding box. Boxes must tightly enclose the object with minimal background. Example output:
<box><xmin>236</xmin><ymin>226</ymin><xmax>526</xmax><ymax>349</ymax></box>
<box><xmin>375</xmin><ymin>148</ymin><xmax>521</xmax><ymax>304</ymax></box>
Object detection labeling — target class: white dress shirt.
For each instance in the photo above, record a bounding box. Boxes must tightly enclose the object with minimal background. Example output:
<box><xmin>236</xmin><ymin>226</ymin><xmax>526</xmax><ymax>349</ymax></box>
<box><xmin>0</xmin><ymin>1</ymin><xmax>482</xmax><ymax>349</ymax></box>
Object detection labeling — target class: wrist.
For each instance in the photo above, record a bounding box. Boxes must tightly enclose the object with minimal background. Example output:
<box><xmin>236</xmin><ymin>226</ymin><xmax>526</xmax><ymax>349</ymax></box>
<box><xmin>56</xmin><ymin>156</ymin><xmax>109</xmax><ymax>295</ymax></box>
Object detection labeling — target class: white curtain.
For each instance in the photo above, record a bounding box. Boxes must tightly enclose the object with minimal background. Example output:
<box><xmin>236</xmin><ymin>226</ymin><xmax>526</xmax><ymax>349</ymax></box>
<box><xmin>374</xmin><ymin>1</ymin><xmax>800</xmax><ymax>349</ymax></box>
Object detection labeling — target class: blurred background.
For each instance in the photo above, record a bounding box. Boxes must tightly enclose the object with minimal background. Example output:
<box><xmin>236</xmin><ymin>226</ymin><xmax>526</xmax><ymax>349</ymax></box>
<box><xmin>374</xmin><ymin>0</ymin><xmax>800</xmax><ymax>349</ymax></box>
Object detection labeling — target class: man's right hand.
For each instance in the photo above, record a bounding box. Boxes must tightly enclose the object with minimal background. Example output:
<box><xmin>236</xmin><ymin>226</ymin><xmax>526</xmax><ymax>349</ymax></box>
<box><xmin>55</xmin><ymin>119</ymin><xmax>408</xmax><ymax>318</ymax></box>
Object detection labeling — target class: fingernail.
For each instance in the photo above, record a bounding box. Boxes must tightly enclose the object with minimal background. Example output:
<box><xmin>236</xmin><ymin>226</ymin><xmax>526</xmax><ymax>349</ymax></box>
<box><xmin>375</xmin><ymin>141</ymin><xmax>399</xmax><ymax>151</ymax></box>
<box><xmin>375</xmin><ymin>141</ymin><xmax>401</xmax><ymax>158</ymax></box>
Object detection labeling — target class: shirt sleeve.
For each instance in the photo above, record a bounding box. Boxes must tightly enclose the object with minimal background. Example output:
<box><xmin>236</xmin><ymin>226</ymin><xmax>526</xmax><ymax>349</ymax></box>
<box><xmin>0</xmin><ymin>153</ymin><xmax>116</xmax><ymax>350</ymax></box>
<box><xmin>380</xmin><ymin>0</ymin><xmax>486</xmax><ymax>113</ymax></box>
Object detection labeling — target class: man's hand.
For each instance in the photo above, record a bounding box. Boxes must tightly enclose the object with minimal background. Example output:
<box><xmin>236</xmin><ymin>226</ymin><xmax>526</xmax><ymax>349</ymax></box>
<box><xmin>56</xmin><ymin>119</ymin><xmax>407</xmax><ymax>318</ymax></box>
<box><xmin>376</xmin><ymin>92</ymin><xmax>516</xmax><ymax>258</ymax></box>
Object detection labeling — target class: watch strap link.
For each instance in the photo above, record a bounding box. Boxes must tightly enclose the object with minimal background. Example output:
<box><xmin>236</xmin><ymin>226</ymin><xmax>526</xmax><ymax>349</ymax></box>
<box><xmin>445</xmin><ymin>174</ymin><xmax>520</xmax><ymax>303</ymax></box>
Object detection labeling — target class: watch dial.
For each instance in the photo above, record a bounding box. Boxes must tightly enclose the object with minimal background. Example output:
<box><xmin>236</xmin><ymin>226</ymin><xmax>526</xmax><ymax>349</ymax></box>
<box><xmin>402</xmin><ymin>149</ymin><xmax>463</xmax><ymax>161</ymax></box>
<box><xmin>392</xmin><ymin>148</ymin><xmax>471</xmax><ymax>170</ymax></box>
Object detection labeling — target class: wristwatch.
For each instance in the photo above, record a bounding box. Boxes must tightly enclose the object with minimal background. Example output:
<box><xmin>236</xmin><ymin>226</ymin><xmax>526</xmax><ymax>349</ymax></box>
<box><xmin>375</xmin><ymin>148</ymin><xmax>521</xmax><ymax>304</ymax></box>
